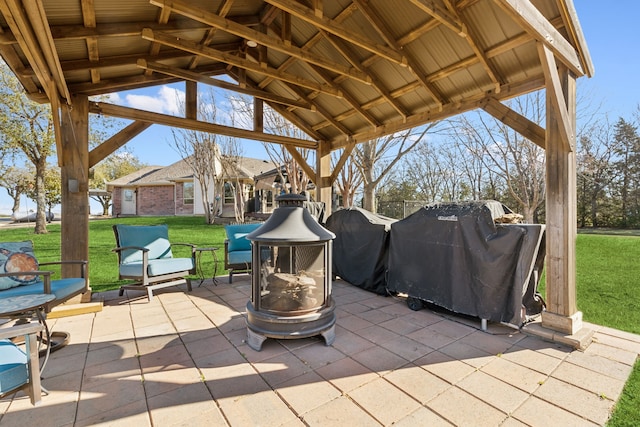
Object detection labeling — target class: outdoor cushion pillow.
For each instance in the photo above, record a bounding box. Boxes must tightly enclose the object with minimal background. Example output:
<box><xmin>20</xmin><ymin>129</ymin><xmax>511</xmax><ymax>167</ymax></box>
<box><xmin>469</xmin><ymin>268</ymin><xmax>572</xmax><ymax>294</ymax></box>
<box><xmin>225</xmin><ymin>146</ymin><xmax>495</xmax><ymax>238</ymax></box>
<box><xmin>0</xmin><ymin>241</ymin><xmax>39</xmax><ymax>290</ymax></box>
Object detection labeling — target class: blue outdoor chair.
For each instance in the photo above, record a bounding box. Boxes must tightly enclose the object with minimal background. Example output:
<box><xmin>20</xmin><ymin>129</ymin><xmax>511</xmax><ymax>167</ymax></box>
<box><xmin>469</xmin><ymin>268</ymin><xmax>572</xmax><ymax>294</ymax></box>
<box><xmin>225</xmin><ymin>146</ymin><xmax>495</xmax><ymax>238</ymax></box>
<box><xmin>0</xmin><ymin>322</ymin><xmax>44</xmax><ymax>406</ymax></box>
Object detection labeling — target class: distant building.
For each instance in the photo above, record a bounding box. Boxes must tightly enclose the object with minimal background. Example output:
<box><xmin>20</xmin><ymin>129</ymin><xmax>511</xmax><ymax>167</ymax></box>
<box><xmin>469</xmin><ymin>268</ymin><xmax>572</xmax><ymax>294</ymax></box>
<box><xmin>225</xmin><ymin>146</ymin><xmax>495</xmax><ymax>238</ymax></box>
<box><xmin>107</xmin><ymin>156</ymin><xmax>277</xmax><ymax>217</ymax></box>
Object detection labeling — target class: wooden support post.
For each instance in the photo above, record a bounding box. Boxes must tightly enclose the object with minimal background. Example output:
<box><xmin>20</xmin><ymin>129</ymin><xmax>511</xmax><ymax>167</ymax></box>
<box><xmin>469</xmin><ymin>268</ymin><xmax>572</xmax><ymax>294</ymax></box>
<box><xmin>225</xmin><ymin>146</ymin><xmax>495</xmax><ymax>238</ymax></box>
<box><xmin>185</xmin><ymin>80</ymin><xmax>197</xmax><ymax>120</ymax></box>
<box><xmin>316</xmin><ymin>141</ymin><xmax>332</xmax><ymax>217</ymax></box>
<box><xmin>541</xmin><ymin>63</ymin><xmax>581</xmax><ymax>335</ymax></box>
<box><xmin>60</xmin><ymin>94</ymin><xmax>90</xmax><ymax>301</ymax></box>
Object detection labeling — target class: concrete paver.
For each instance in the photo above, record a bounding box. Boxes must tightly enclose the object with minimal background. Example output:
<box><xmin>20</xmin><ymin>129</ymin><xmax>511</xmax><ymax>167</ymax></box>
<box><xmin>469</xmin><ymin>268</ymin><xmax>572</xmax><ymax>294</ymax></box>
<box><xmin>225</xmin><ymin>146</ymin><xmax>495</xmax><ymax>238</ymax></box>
<box><xmin>1</xmin><ymin>277</ymin><xmax>638</xmax><ymax>426</ymax></box>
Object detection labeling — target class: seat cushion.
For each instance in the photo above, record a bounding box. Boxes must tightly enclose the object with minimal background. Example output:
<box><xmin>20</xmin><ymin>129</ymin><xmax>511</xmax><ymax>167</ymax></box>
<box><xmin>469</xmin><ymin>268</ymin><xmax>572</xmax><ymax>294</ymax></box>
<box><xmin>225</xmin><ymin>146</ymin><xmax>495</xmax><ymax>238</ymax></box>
<box><xmin>114</xmin><ymin>224</ymin><xmax>173</xmax><ymax>263</ymax></box>
<box><xmin>0</xmin><ymin>339</ymin><xmax>28</xmax><ymax>394</ymax></box>
<box><xmin>119</xmin><ymin>257</ymin><xmax>194</xmax><ymax>278</ymax></box>
<box><xmin>0</xmin><ymin>278</ymin><xmax>86</xmax><ymax>300</ymax></box>
<box><xmin>228</xmin><ymin>250</ymin><xmax>252</xmax><ymax>266</ymax></box>
<box><xmin>225</xmin><ymin>224</ymin><xmax>262</xmax><ymax>252</ymax></box>
<box><xmin>0</xmin><ymin>241</ymin><xmax>39</xmax><ymax>290</ymax></box>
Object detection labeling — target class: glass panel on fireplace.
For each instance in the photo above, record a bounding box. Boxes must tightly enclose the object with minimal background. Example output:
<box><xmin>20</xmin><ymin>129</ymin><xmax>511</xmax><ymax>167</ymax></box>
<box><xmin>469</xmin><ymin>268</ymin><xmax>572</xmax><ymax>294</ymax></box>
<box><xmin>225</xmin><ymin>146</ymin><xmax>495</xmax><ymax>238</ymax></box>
<box><xmin>258</xmin><ymin>244</ymin><xmax>326</xmax><ymax>314</ymax></box>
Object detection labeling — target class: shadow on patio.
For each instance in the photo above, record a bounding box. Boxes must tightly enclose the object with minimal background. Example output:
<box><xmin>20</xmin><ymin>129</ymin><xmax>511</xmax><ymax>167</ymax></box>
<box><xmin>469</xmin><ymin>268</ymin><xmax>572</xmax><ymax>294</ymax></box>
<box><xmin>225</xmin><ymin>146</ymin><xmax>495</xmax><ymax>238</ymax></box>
<box><xmin>1</xmin><ymin>278</ymin><xmax>639</xmax><ymax>426</ymax></box>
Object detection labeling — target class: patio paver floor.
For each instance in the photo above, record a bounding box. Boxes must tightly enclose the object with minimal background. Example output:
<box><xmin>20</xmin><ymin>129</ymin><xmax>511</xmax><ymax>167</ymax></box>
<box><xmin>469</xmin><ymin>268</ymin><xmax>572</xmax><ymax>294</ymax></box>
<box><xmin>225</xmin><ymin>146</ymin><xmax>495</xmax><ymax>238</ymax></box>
<box><xmin>1</xmin><ymin>277</ymin><xmax>638</xmax><ymax>426</ymax></box>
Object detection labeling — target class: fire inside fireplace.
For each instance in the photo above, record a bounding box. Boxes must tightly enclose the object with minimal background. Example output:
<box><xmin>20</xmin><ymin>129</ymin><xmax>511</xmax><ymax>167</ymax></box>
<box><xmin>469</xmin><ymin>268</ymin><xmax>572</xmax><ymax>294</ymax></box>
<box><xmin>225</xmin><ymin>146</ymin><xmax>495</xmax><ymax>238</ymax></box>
<box><xmin>245</xmin><ymin>194</ymin><xmax>336</xmax><ymax>351</ymax></box>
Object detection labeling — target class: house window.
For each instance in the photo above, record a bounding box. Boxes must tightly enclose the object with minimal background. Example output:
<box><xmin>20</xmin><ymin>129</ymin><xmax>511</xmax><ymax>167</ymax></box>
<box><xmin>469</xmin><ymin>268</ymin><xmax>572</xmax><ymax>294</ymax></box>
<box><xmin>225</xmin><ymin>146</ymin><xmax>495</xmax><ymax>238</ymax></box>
<box><xmin>183</xmin><ymin>182</ymin><xmax>194</xmax><ymax>205</ymax></box>
<box><xmin>124</xmin><ymin>189</ymin><xmax>134</xmax><ymax>202</ymax></box>
<box><xmin>224</xmin><ymin>182</ymin><xmax>235</xmax><ymax>204</ymax></box>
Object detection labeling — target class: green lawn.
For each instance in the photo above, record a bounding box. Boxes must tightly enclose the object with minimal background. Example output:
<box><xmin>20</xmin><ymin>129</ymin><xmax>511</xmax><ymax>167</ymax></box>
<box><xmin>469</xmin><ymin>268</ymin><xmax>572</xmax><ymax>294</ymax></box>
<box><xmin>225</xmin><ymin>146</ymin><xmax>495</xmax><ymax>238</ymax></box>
<box><xmin>1</xmin><ymin>218</ymin><xmax>638</xmax><ymax>424</ymax></box>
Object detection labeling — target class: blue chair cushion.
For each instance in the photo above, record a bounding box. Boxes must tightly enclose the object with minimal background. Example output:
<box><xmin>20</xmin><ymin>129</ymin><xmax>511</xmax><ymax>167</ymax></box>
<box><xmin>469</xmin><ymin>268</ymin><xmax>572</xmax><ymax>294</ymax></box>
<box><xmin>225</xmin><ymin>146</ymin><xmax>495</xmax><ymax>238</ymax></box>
<box><xmin>119</xmin><ymin>257</ymin><xmax>195</xmax><ymax>278</ymax></box>
<box><xmin>0</xmin><ymin>241</ymin><xmax>39</xmax><ymax>290</ymax></box>
<box><xmin>225</xmin><ymin>224</ymin><xmax>262</xmax><ymax>252</ymax></box>
<box><xmin>0</xmin><ymin>278</ymin><xmax>86</xmax><ymax>300</ymax></box>
<box><xmin>228</xmin><ymin>250</ymin><xmax>252</xmax><ymax>266</ymax></box>
<box><xmin>0</xmin><ymin>339</ymin><xmax>28</xmax><ymax>394</ymax></box>
<box><xmin>114</xmin><ymin>225</ymin><xmax>173</xmax><ymax>264</ymax></box>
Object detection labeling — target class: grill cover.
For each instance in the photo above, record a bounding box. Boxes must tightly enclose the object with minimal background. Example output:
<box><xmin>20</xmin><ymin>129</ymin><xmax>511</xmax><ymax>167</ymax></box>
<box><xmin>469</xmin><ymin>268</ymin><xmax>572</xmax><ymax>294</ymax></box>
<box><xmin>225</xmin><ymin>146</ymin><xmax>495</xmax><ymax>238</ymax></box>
<box><xmin>387</xmin><ymin>201</ymin><xmax>545</xmax><ymax>326</ymax></box>
<box><xmin>325</xmin><ymin>207</ymin><xmax>397</xmax><ymax>295</ymax></box>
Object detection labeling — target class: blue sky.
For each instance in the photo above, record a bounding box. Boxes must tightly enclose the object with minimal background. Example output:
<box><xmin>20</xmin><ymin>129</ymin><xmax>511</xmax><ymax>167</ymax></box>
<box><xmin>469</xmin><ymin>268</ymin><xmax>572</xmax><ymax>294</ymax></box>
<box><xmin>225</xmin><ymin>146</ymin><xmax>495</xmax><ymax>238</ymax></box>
<box><xmin>0</xmin><ymin>1</ymin><xmax>638</xmax><ymax>216</ymax></box>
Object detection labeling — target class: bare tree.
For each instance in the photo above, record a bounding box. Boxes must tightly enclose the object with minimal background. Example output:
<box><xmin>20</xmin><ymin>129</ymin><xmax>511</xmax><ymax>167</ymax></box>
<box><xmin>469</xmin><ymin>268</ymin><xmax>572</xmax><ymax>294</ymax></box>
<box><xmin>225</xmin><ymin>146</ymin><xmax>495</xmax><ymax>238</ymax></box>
<box><xmin>445</xmin><ymin>93</ymin><xmax>546</xmax><ymax>223</ymax></box>
<box><xmin>230</xmin><ymin>95</ymin><xmax>313</xmax><ymax>195</ymax></box>
<box><xmin>217</xmin><ymin>134</ymin><xmax>246</xmax><ymax>223</ymax></box>
<box><xmin>354</xmin><ymin>125</ymin><xmax>434</xmax><ymax>213</ymax></box>
<box><xmin>332</xmin><ymin>149</ymin><xmax>362</xmax><ymax>207</ymax></box>
<box><xmin>170</xmin><ymin>88</ymin><xmax>221</xmax><ymax>224</ymax></box>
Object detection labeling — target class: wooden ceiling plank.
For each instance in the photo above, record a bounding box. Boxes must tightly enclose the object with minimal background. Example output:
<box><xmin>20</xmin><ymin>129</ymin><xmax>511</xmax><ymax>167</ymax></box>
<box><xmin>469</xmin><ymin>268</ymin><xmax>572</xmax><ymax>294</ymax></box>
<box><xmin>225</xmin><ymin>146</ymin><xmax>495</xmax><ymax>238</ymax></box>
<box><xmin>538</xmin><ymin>43</ymin><xmax>574</xmax><ymax>151</ymax></box>
<box><xmin>482</xmin><ymin>97</ymin><xmax>545</xmax><ymax>148</ymax></box>
<box><xmin>89</xmin><ymin>101</ymin><xmax>318</xmax><ymax>149</ymax></box>
<box><xmin>497</xmin><ymin>0</ymin><xmax>583</xmax><ymax>76</ymax></box>
<box><xmin>88</xmin><ymin>121</ymin><xmax>152</xmax><ymax>167</ymax></box>
<box><xmin>151</xmin><ymin>0</ymin><xmax>372</xmax><ymax>85</ymax></box>
<box><xmin>139</xmin><ymin>59</ymin><xmax>313</xmax><ymax>110</ymax></box>
<box><xmin>142</xmin><ymin>28</ymin><xmax>342</xmax><ymax>97</ymax></box>
<box><xmin>354</xmin><ymin>0</ymin><xmax>445</xmax><ymax>108</ymax></box>
<box><xmin>264</xmin><ymin>0</ymin><xmax>407</xmax><ymax>66</ymax></box>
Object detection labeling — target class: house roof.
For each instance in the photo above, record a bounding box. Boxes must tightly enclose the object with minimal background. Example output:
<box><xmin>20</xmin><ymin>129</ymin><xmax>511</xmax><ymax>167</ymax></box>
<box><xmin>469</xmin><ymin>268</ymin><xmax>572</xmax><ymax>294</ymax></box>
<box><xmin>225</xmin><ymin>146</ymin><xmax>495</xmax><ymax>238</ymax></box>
<box><xmin>0</xmin><ymin>0</ymin><xmax>593</xmax><ymax>150</ymax></box>
<box><xmin>107</xmin><ymin>156</ymin><xmax>276</xmax><ymax>188</ymax></box>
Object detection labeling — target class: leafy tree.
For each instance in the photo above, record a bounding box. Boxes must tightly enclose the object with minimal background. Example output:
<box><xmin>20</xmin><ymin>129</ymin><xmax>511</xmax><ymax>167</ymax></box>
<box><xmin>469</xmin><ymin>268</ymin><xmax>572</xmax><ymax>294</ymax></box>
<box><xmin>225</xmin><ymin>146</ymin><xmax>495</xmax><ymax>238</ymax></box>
<box><xmin>0</xmin><ymin>165</ymin><xmax>31</xmax><ymax>218</ymax></box>
<box><xmin>611</xmin><ymin>118</ymin><xmax>640</xmax><ymax>227</ymax></box>
<box><xmin>23</xmin><ymin>165</ymin><xmax>61</xmax><ymax>220</ymax></box>
<box><xmin>0</xmin><ymin>62</ymin><xmax>55</xmax><ymax>233</ymax></box>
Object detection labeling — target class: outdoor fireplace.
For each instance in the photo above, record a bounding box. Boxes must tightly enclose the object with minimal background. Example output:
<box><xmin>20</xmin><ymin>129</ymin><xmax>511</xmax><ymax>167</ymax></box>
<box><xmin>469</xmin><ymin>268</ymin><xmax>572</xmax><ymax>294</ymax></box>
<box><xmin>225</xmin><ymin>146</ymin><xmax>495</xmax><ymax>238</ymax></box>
<box><xmin>245</xmin><ymin>194</ymin><xmax>336</xmax><ymax>351</ymax></box>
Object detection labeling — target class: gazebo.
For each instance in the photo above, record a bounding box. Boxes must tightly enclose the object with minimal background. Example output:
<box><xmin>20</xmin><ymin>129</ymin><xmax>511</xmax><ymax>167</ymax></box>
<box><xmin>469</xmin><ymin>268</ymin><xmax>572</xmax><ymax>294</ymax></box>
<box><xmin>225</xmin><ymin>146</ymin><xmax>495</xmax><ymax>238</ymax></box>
<box><xmin>0</xmin><ymin>0</ymin><xmax>593</xmax><ymax>344</ymax></box>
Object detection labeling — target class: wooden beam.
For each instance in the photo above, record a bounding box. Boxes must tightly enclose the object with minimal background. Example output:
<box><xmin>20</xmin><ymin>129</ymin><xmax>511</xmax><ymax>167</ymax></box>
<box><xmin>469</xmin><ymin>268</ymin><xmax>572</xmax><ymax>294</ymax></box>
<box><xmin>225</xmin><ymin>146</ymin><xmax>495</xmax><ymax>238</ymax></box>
<box><xmin>185</xmin><ymin>80</ymin><xmax>197</xmax><ymax>120</ymax></box>
<box><xmin>482</xmin><ymin>97</ymin><xmax>545</xmax><ymax>148</ymax></box>
<box><xmin>332</xmin><ymin>76</ymin><xmax>546</xmax><ymax>149</ymax></box>
<box><xmin>497</xmin><ymin>0</ymin><xmax>584</xmax><ymax>76</ymax></box>
<box><xmin>138</xmin><ymin>59</ymin><xmax>313</xmax><ymax>110</ymax></box>
<box><xmin>142</xmin><ymin>28</ymin><xmax>343</xmax><ymax>97</ymax></box>
<box><xmin>353</xmin><ymin>0</ymin><xmax>445</xmax><ymax>107</ymax></box>
<box><xmin>150</xmin><ymin>0</ymin><xmax>372</xmax><ymax>85</ymax></box>
<box><xmin>264</xmin><ymin>0</ymin><xmax>407</xmax><ymax>66</ymax></box>
<box><xmin>329</xmin><ymin>138</ymin><xmax>356</xmax><ymax>184</ymax></box>
<box><xmin>285</xmin><ymin>146</ymin><xmax>316</xmax><ymax>184</ymax></box>
<box><xmin>89</xmin><ymin>101</ymin><xmax>318</xmax><ymax>150</ymax></box>
<box><xmin>88</xmin><ymin>121</ymin><xmax>152</xmax><ymax>167</ymax></box>
<box><xmin>408</xmin><ymin>0</ymin><xmax>465</xmax><ymax>35</ymax></box>
<box><xmin>0</xmin><ymin>0</ymin><xmax>58</xmax><ymax>103</ymax></box>
<box><xmin>538</xmin><ymin>43</ymin><xmax>574</xmax><ymax>151</ymax></box>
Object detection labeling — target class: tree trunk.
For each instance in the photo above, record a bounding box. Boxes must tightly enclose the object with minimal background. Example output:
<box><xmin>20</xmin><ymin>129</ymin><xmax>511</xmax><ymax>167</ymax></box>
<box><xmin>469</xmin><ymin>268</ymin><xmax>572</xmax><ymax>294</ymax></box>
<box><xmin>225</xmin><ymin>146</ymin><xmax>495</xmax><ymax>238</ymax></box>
<box><xmin>34</xmin><ymin>160</ymin><xmax>48</xmax><ymax>234</ymax></box>
<box><xmin>11</xmin><ymin>196</ymin><xmax>20</xmax><ymax>219</ymax></box>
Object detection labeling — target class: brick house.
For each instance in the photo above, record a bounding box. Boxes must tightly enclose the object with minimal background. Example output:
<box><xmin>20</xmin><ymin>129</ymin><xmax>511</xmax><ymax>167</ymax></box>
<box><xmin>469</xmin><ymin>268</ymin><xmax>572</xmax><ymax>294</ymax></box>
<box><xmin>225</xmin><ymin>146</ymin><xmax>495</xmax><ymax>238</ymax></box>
<box><xmin>108</xmin><ymin>156</ymin><xmax>276</xmax><ymax>217</ymax></box>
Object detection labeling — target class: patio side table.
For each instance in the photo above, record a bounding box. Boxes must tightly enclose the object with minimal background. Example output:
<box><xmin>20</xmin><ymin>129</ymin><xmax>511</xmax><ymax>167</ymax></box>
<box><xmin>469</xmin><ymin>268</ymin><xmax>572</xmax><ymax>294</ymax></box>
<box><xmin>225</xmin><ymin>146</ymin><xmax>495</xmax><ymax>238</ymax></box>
<box><xmin>194</xmin><ymin>247</ymin><xmax>219</xmax><ymax>286</ymax></box>
<box><xmin>0</xmin><ymin>294</ymin><xmax>55</xmax><ymax>372</ymax></box>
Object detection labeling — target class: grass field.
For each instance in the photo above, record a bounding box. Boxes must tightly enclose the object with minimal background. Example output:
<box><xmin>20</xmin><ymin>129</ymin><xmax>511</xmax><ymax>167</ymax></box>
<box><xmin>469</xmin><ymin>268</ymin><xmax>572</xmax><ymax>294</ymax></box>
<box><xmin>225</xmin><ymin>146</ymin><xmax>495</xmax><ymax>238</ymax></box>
<box><xmin>1</xmin><ymin>217</ymin><xmax>638</xmax><ymax>424</ymax></box>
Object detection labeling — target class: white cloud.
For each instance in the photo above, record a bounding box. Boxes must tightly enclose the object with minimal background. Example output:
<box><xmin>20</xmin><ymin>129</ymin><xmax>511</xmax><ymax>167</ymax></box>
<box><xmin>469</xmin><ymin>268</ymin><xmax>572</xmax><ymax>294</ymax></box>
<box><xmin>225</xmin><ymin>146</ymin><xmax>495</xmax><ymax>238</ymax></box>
<box><xmin>124</xmin><ymin>85</ymin><xmax>185</xmax><ymax>115</ymax></box>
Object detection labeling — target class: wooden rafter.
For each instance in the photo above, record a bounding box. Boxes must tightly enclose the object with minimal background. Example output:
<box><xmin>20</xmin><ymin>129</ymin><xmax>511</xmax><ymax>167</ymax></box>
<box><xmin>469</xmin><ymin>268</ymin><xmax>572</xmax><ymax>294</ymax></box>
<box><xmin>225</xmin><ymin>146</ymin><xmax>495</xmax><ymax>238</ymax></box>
<box><xmin>80</xmin><ymin>0</ymin><xmax>100</xmax><ymax>84</ymax></box>
<box><xmin>329</xmin><ymin>138</ymin><xmax>356</xmax><ymax>184</ymax></box>
<box><xmin>497</xmin><ymin>0</ymin><xmax>584</xmax><ymax>76</ymax></box>
<box><xmin>151</xmin><ymin>0</ymin><xmax>372</xmax><ymax>85</ymax></box>
<box><xmin>0</xmin><ymin>0</ymin><xmax>68</xmax><ymax>103</ymax></box>
<box><xmin>187</xmin><ymin>0</ymin><xmax>236</xmax><ymax>70</ymax></box>
<box><xmin>408</xmin><ymin>0</ymin><xmax>465</xmax><ymax>35</ymax></box>
<box><xmin>354</xmin><ymin>0</ymin><xmax>445</xmax><ymax>108</ymax></box>
<box><xmin>138</xmin><ymin>59</ymin><xmax>313</xmax><ymax>110</ymax></box>
<box><xmin>331</xmin><ymin>76</ymin><xmax>546</xmax><ymax>149</ymax></box>
<box><xmin>89</xmin><ymin>101</ymin><xmax>318</xmax><ymax>149</ymax></box>
<box><xmin>142</xmin><ymin>28</ymin><xmax>343</xmax><ymax>97</ymax></box>
<box><xmin>264</xmin><ymin>0</ymin><xmax>407</xmax><ymax>66</ymax></box>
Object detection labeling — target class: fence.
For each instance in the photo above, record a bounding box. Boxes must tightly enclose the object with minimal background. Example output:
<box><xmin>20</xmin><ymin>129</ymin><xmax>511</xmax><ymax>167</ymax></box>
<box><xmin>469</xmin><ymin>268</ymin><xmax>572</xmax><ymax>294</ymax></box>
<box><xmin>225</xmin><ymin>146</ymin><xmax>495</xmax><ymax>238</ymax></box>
<box><xmin>377</xmin><ymin>200</ymin><xmax>428</xmax><ymax>219</ymax></box>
